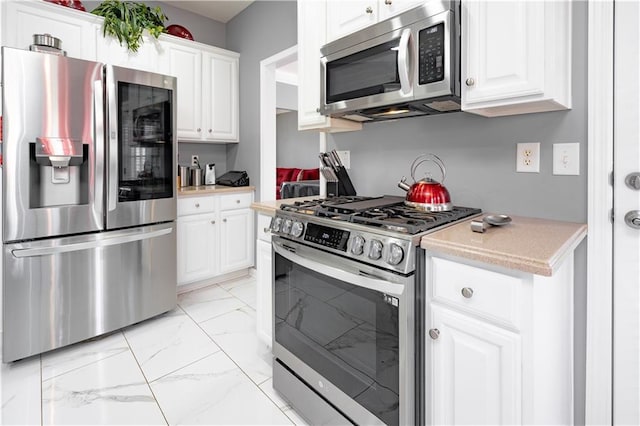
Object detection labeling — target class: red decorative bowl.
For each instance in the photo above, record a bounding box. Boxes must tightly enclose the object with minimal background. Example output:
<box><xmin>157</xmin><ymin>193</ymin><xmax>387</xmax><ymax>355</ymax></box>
<box><xmin>166</xmin><ymin>25</ymin><xmax>194</xmax><ymax>41</ymax></box>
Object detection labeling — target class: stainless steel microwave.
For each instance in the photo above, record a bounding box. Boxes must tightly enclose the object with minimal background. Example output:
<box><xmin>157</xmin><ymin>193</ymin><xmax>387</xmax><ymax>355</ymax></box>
<box><xmin>320</xmin><ymin>0</ymin><xmax>460</xmax><ymax>122</ymax></box>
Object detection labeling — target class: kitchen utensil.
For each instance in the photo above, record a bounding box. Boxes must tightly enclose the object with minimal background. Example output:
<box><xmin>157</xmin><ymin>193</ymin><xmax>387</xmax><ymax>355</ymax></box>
<box><xmin>178</xmin><ymin>165</ymin><xmax>190</xmax><ymax>187</ymax></box>
<box><xmin>470</xmin><ymin>214</ymin><xmax>512</xmax><ymax>233</ymax></box>
<box><xmin>190</xmin><ymin>166</ymin><xmax>203</xmax><ymax>187</ymax></box>
<box><xmin>397</xmin><ymin>154</ymin><xmax>453</xmax><ymax>211</ymax></box>
<box><xmin>205</xmin><ymin>163</ymin><xmax>216</xmax><ymax>185</ymax></box>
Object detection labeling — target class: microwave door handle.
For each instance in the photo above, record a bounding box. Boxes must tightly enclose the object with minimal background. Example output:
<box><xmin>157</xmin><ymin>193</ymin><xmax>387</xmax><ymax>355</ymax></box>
<box><xmin>397</xmin><ymin>28</ymin><xmax>411</xmax><ymax>96</ymax></box>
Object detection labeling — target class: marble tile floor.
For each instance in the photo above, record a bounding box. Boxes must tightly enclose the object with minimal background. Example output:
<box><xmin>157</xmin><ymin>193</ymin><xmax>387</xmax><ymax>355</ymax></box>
<box><xmin>0</xmin><ymin>274</ymin><xmax>308</xmax><ymax>425</ymax></box>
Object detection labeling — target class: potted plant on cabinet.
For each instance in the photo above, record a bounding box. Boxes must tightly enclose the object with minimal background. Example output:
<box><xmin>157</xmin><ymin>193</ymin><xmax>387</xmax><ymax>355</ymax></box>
<box><xmin>91</xmin><ymin>0</ymin><xmax>167</xmax><ymax>52</ymax></box>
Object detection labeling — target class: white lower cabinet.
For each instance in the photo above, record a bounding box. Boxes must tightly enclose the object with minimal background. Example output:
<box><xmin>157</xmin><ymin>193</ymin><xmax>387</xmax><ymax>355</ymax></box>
<box><xmin>429</xmin><ymin>305</ymin><xmax>520</xmax><ymax>425</ymax></box>
<box><xmin>425</xmin><ymin>254</ymin><xmax>574</xmax><ymax>425</ymax></box>
<box><xmin>255</xmin><ymin>213</ymin><xmax>273</xmax><ymax>345</ymax></box>
<box><xmin>177</xmin><ymin>191</ymin><xmax>254</xmax><ymax>289</ymax></box>
<box><xmin>177</xmin><ymin>213</ymin><xmax>218</xmax><ymax>284</ymax></box>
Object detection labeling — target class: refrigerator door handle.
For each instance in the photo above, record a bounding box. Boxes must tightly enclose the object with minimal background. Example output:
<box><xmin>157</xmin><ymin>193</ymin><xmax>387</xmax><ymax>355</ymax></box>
<box><xmin>106</xmin><ymin>65</ymin><xmax>118</xmax><ymax>212</ymax></box>
<box><xmin>11</xmin><ymin>227</ymin><xmax>173</xmax><ymax>258</ymax></box>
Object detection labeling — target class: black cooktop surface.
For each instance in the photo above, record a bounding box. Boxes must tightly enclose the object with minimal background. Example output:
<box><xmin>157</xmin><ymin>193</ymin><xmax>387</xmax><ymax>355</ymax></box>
<box><xmin>279</xmin><ymin>195</ymin><xmax>481</xmax><ymax>234</ymax></box>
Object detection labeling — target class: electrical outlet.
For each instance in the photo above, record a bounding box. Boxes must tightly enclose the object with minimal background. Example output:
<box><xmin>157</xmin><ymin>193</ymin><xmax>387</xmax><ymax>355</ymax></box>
<box><xmin>191</xmin><ymin>155</ymin><xmax>199</xmax><ymax>167</ymax></box>
<box><xmin>516</xmin><ymin>142</ymin><xmax>540</xmax><ymax>173</ymax></box>
<box><xmin>553</xmin><ymin>143</ymin><xmax>580</xmax><ymax>175</ymax></box>
<box><xmin>336</xmin><ymin>150</ymin><xmax>351</xmax><ymax>169</ymax></box>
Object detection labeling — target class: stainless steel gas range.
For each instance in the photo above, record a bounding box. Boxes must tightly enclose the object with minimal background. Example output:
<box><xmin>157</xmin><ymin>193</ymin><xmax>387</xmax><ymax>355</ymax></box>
<box><xmin>269</xmin><ymin>196</ymin><xmax>481</xmax><ymax>425</ymax></box>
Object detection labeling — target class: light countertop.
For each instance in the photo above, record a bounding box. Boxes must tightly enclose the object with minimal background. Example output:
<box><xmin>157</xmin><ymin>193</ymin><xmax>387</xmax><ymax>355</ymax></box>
<box><xmin>178</xmin><ymin>185</ymin><xmax>255</xmax><ymax>197</ymax></box>
<box><xmin>250</xmin><ymin>196</ymin><xmax>320</xmax><ymax>216</ymax></box>
<box><xmin>420</xmin><ymin>214</ymin><xmax>587</xmax><ymax>276</ymax></box>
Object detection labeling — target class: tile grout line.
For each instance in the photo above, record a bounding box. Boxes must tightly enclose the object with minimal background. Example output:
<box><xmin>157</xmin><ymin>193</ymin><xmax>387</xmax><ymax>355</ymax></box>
<box><xmin>121</xmin><ymin>330</ymin><xmax>170</xmax><ymax>426</ymax></box>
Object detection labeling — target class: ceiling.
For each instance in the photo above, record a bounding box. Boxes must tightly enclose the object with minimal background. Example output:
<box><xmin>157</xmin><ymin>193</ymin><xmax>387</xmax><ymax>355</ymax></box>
<box><xmin>162</xmin><ymin>1</ymin><xmax>254</xmax><ymax>23</ymax></box>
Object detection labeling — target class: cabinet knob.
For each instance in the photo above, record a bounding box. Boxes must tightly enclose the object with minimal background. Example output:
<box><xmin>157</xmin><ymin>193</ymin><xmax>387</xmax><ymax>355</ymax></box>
<box><xmin>385</xmin><ymin>0</ymin><xmax>392</xmax><ymax>4</ymax></box>
<box><xmin>461</xmin><ymin>287</ymin><xmax>474</xmax><ymax>298</ymax></box>
<box><xmin>208</xmin><ymin>129</ymin><xmax>213</xmax><ymax>133</ymax></box>
<box><xmin>197</xmin><ymin>128</ymin><xmax>201</xmax><ymax>132</ymax></box>
<box><xmin>236</xmin><ymin>199</ymin><xmax>240</xmax><ymax>204</ymax></box>
<box><xmin>223</xmin><ymin>218</ymin><xmax>227</xmax><ymax>223</ymax></box>
<box><xmin>429</xmin><ymin>329</ymin><xmax>440</xmax><ymax>340</ymax></box>
<box><xmin>195</xmin><ymin>203</ymin><xmax>200</xmax><ymax>208</ymax></box>
<box><xmin>625</xmin><ymin>172</ymin><xmax>640</xmax><ymax>190</ymax></box>
<box><xmin>316</xmin><ymin>107</ymin><xmax>321</xmax><ymax>113</ymax></box>
<box><xmin>211</xmin><ymin>220</ymin><xmax>216</xmax><ymax>224</ymax></box>
<box><xmin>465</xmin><ymin>78</ymin><xmax>475</xmax><ymax>86</ymax></box>
<box><xmin>366</xmin><ymin>6</ymin><xmax>373</xmax><ymax>13</ymax></box>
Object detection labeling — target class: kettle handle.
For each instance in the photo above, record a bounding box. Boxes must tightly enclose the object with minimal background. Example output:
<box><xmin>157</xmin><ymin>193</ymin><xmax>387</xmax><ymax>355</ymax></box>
<box><xmin>410</xmin><ymin>153</ymin><xmax>446</xmax><ymax>183</ymax></box>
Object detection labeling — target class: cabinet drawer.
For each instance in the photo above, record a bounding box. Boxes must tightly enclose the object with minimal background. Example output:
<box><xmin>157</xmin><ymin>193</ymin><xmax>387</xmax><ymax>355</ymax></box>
<box><xmin>178</xmin><ymin>196</ymin><xmax>215</xmax><ymax>216</ymax></box>
<box><xmin>219</xmin><ymin>192</ymin><xmax>252</xmax><ymax>210</ymax></box>
<box><xmin>430</xmin><ymin>257</ymin><xmax>521</xmax><ymax>328</ymax></box>
<box><xmin>257</xmin><ymin>213</ymin><xmax>273</xmax><ymax>243</ymax></box>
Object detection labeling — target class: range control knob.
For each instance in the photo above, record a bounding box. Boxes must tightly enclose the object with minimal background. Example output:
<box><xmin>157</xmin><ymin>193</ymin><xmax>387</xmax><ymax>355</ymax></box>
<box><xmin>351</xmin><ymin>235</ymin><xmax>366</xmax><ymax>255</ymax></box>
<box><xmin>368</xmin><ymin>240</ymin><xmax>383</xmax><ymax>260</ymax></box>
<box><xmin>282</xmin><ymin>219</ymin><xmax>293</xmax><ymax>234</ymax></box>
<box><xmin>291</xmin><ymin>221</ymin><xmax>305</xmax><ymax>237</ymax></box>
<box><xmin>387</xmin><ymin>243</ymin><xmax>404</xmax><ymax>265</ymax></box>
<box><xmin>270</xmin><ymin>217</ymin><xmax>283</xmax><ymax>232</ymax></box>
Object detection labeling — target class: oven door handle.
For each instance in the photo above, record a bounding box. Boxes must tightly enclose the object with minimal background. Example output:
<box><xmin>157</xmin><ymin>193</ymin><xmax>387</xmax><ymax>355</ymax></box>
<box><xmin>274</xmin><ymin>242</ymin><xmax>406</xmax><ymax>297</ymax></box>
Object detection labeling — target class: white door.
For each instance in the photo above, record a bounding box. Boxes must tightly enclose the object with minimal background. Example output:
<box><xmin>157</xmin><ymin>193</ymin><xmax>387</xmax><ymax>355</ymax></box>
<box><xmin>614</xmin><ymin>2</ymin><xmax>640</xmax><ymax>423</ymax></box>
<box><xmin>177</xmin><ymin>214</ymin><xmax>217</xmax><ymax>285</ymax></box>
<box><xmin>428</xmin><ymin>305</ymin><xmax>521</xmax><ymax>425</ymax></box>
<box><xmin>326</xmin><ymin>0</ymin><xmax>377</xmax><ymax>43</ymax></box>
<box><xmin>204</xmin><ymin>52</ymin><xmax>239</xmax><ymax>142</ymax></box>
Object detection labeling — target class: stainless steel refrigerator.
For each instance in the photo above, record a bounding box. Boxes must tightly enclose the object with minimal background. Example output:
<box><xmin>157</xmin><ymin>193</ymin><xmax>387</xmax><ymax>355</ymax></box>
<box><xmin>1</xmin><ymin>47</ymin><xmax>178</xmax><ymax>362</ymax></box>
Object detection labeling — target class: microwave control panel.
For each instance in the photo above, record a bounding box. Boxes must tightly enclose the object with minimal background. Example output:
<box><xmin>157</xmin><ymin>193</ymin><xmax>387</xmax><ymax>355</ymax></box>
<box><xmin>418</xmin><ymin>23</ymin><xmax>445</xmax><ymax>85</ymax></box>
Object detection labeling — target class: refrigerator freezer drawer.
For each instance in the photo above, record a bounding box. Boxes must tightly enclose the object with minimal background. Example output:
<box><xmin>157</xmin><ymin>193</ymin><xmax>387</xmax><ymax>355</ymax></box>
<box><xmin>2</xmin><ymin>222</ymin><xmax>177</xmax><ymax>362</ymax></box>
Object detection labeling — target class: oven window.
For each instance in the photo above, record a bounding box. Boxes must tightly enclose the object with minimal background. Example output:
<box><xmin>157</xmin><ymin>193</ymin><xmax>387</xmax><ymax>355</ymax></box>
<box><xmin>326</xmin><ymin>39</ymin><xmax>400</xmax><ymax>103</ymax></box>
<box><xmin>274</xmin><ymin>252</ymin><xmax>399</xmax><ymax>426</ymax></box>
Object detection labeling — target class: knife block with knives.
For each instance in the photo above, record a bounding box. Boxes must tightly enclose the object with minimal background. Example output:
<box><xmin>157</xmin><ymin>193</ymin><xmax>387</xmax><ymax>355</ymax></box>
<box><xmin>319</xmin><ymin>150</ymin><xmax>357</xmax><ymax>197</ymax></box>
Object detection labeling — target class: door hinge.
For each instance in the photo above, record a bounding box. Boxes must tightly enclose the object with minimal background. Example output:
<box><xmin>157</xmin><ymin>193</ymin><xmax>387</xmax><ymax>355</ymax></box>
<box><xmin>610</xmin><ymin>171</ymin><xmax>615</xmax><ymax>186</ymax></box>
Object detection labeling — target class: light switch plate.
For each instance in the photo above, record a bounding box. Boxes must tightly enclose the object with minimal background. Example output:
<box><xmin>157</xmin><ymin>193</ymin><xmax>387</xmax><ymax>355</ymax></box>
<box><xmin>553</xmin><ymin>143</ymin><xmax>580</xmax><ymax>175</ymax></box>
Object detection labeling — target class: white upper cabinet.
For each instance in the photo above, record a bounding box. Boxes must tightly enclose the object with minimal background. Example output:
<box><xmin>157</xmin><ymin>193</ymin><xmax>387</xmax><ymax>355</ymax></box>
<box><xmin>161</xmin><ymin>41</ymin><xmax>203</xmax><ymax>140</ymax></box>
<box><xmin>95</xmin><ymin>31</ymin><xmax>161</xmax><ymax>73</ymax></box>
<box><xmin>160</xmin><ymin>37</ymin><xmax>239</xmax><ymax>143</ymax></box>
<box><xmin>204</xmin><ymin>51</ymin><xmax>239</xmax><ymax>142</ymax></box>
<box><xmin>297</xmin><ymin>0</ymin><xmax>362</xmax><ymax>132</ymax></box>
<box><xmin>378</xmin><ymin>0</ymin><xmax>425</xmax><ymax>21</ymax></box>
<box><xmin>326</xmin><ymin>1</ymin><xmax>378</xmax><ymax>42</ymax></box>
<box><xmin>461</xmin><ymin>1</ymin><xmax>572</xmax><ymax>117</ymax></box>
<box><xmin>326</xmin><ymin>0</ymin><xmax>424</xmax><ymax>42</ymax></box>
<box><xmin>2</xmin><ymin>0</ymin><xmax>97</xmax><ymax>61</ymax></box>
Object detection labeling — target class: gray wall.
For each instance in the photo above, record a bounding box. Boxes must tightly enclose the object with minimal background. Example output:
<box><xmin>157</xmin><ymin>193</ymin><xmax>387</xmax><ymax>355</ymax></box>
<box><xmin>276</xmin><ymin>111</ymin><xmax>319</xmax><ymax>169</ymax></box>
<box><xmin>225</xmin><ymin>1</ymin><xmax>298</xmax><ymax>196</ymax></box>
<box><xmin>231</xmin><ymin>1</ymin><xmax>586</xmax><ymax>423</ymax></box>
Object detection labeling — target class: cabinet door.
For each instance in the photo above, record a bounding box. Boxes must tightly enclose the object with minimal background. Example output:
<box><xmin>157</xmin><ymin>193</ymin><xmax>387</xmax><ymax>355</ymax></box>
<box><xmin>378</xmin><ymin>0</ymin><xmax>424</xmax><ymax>21</ymax></box>
<box><xmin>256</xmin><ymin>238</ymin><xmax>272</xmax><ymax>346</ymax></box>
<box><xmin>219</xmin><ymin>208</ymin><xmax>254</xmax><ymax>274</ymax></box>
<box><xmin>161</xmin><ymin>41</ymin><xmax>203</xmax><ymax>140</ymax></box>
<box><xmin>96</xmin><ymin>31</ymin><xmax>159</xmax><ymax>73</ymax></box>
<box><xmin>3</xmin><ymin>1</ymin><xmax>97</xmax><ymax>61</ymax></box>
<box><xmin>326</xmin><ymin>0</ymin><xmax>378</xmax><ymax>43</ymax></box>
<box><xmin>203</xmin><ymin>51</ymin><xmax>239</xmax><ymax>142</ymax></box>
<box><xmin>177</xmin><ymin>213</ymin><xmax>217</xmax><ymax>285</ymax></box>
<box><xmin>297</xmin><ymin>1</ymin><xmax>362</xmax><ymax>132</ymax></box>
<box><xmin>428</xmin><ymin>305</ymin><xmax>521</xmax><ymax>425</ymax></box>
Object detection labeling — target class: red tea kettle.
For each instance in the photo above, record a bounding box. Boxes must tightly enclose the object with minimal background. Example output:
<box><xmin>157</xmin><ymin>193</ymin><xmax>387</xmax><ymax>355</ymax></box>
<box><xmin>398</xmin><ymin>154</ymin><xmax>453</xmax><ymax>211</ymax></box>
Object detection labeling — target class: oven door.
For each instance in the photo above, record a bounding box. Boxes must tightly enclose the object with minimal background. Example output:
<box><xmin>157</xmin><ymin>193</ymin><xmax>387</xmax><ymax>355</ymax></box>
<box><xmin>272</xmin><ymin>236</ymin><xmax>414</xmax><ymax>426</ymax></box>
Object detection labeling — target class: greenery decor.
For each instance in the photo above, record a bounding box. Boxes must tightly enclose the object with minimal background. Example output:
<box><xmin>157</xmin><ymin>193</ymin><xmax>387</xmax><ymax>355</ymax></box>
<box><xmin>92</xmin><ymin>0</ymin><xmax>168</xmax><ymax>52</ymax></box>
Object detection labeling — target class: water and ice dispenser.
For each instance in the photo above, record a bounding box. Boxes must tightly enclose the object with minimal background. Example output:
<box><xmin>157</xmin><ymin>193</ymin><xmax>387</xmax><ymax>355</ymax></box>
<box><xmin>32</xmin><ymin>137</ymin><xmax>88</xmax><ymax>207</ymax></box>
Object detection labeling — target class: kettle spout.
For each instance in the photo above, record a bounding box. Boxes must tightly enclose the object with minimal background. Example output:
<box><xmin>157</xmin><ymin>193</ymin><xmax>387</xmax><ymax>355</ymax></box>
<box><xmin>398</xmin><ymin>176</ymin><xmax>411</xmax><ymax>192</ymax></box>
